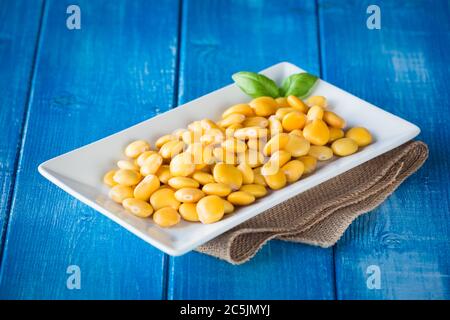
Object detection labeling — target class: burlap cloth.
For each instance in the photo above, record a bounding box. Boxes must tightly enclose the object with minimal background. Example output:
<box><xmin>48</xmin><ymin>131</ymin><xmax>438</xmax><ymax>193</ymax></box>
<box><xmin>196</xmin><ymin>141</ymin><xmax>428</xmax><ymax>265</ymax></box>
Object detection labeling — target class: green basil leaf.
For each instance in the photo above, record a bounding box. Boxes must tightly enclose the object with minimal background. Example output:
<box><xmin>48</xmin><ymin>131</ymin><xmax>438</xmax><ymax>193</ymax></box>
<box><xmin>281</xmin><ymin>73</ymin><xmax>318</xmax><ymax>98</ymax></box>
<box><xmin>232</xmin><ymin>71</ymin><xmax>280</xmax><ymax>98</ymax></box>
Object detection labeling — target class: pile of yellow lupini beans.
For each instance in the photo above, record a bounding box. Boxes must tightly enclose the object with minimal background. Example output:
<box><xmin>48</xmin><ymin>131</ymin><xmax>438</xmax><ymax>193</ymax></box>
<box><xmin>103</xmin><ymin>95</ymin><xmax>372</xmax><ymax>227</ymax></box>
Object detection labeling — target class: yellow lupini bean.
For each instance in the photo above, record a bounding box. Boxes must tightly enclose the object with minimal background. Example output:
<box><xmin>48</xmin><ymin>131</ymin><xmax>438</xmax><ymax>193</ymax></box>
<box><xmin>261</xmin><ymin>150</ymin><xmax>291</xmax><ymax>176</ymax></box>
<box><xmin>243</xmin><ymin>116</ymin><xmax>269</xmax><ymax>128</ymax></box>
<box><xmin>223</xmin><ymin>200</ymin><xmax>235</xmax><ymax>214</ymax></box>
<box><xmin>268</xmin><ymin>150</ymin><xmax>292</xmax><ymax>168</ymax></box>
<box><xmin>197</xmin><ymin>195</ymin><xmax>225</xmax><ymax>224</ymax></box>
<box><xmin>200</xmin><ymin>128</ymin><xmax>224</xmax><ymax>145</ymax></box>
<box><xmin>125</xmin><ymin>140</ymin><xmax>150</xmax><ymax>158</ymax></box>
<box><xmin>213</xmin><ymin>163</ymin><xmax>243</xmax><ymax>190</ymax></box>
<box><xmin>237</xmin><ymin>149</ymin><xmax>265</xmax><ymax>168</ymax></box>
<box><xmin>174</xmin><ymin>188</ymin><xmax>205</xmax><ymax>203</ymax></box>
<box><xmin>225</xmin><ymin>126</ymin><xmax>239</xmax><ymax>138</ymax></box>
<box><xmin>253</xmin><ymin>167</ymin><xmax>268</xmax><ymax>186</ymax></box>
<box><xmin>289</xmin><ymin>129</ymin><xmax>303</xmax><ymax>137</ymax></box>
<box><xmin>109</xmin><ymin>185</ymin><xmax>134</xmax><ymax>203</ymax></box>
<box><xmin>260</xmin><ymin>161</ymin><xmax>277</xmax><ymax>176</ymax></box>
<box><xmin>240</xmin><ymin>184</ymin><xmax>267</xmax><ymax>198</ymax></box>
<box><xmin>234</xmin><ymin>126</ymin><xmax>268</xmax><ymax>139</ymax></box>
<box><xmin>222</xmin><ymin>104</ymin><xmax>254</xmax><ymax>118</ymax></box>
<box><xmin>247</xmin><ymin>138</ymin><xmax>263</xmax><ymax>150</ymax></box>
<box><xmin>281</xmin><ymin>160</ymin><xmax>304</xmax><ymax>183</ymax></box>
<box><xmin>222</xmin><ymin>138</ymin><xmax>247</xmax><ymax>153</ymax></box>
<box><xmin>134</xmin><ymin>174</ymin><xmax>160</xmax><ymax>201</ymax></box>
<box><xmin>185</xmin><ymin>143</ymin><xmax>203</xmax><ymax>163</ymax></box>
<box><xmin>268</xmin><ymin>115</ymin><xmax>283</xmax><ymax>135</ymax></box>
<box><xmin>297</xmin><ymin>155</ymin><xmax>317</xmax><ymax>174</ymax></box>
<box><xmin>136</xmin><ymin>150</ymin><xmax>157</xmax><ymax>167</ymax></box>
<box><xmin>302</xmin><ymin>119</ymin><xmax>330</xmax><ymax>146</ymax></box>
<box><xmin>192</xmin><ymin>171</ymin><xmax>215</xmax><ymax>185</ymax></box>
<box><xmin>155</xmin><ymin>134</ymin><xmax>178</xmax><ymax>149</ymax></box>
<box><xmin>328</xmin><ymin>127</ymin><xmax>344</xmax><ymax>143</ymax></box>
<box><xmin>284</xmin><ymin>134</ymin><xmax>310</xmax><ymax>157</ymax></box>
<box><xmin>323</xmin><ymin>111</ymin><xmax>346</xmax><ymax>129</ymax></box>
<box><xmin>345</xmin><ymin>127</ymin><xmax>372</xmax><ymax>147</ymax></box>
<box><xmin>308</xmin><ymin>145</ymin><xmax>333</xmax><ymax>161</ymax></box>
<box><xmin>103</xmin><ymin>170</ymin><xmax>117</xmax><ymax>187</ymax></box>
<box><xmin>153</xmin><ymin>207</ymin><xmax>181</xmax><ymax>227</ymax></box>
<box><xmin>195</xmin><ymin>163</ymin><xmax>208</xmax><ymax>171</ymax></box>
<box><xmin>156</xmin><ymin>165</ymin><xmax>172</xmax><ymax>184</ymax></box>
<box><xmin>287</xmin><ymin>95</ymin><xmax>308</xmax><ymax>113</ymax></box>
<box><xmin>226</xmin><ymin>123</ymin><xmax>244</xmax><ymax>131</ymax></box>
<box><xmin>188</xmin><ymin>143</ymin><xmax>214</xmax><ymax>165</ymax></box>
<box><xmin>117</xmin><ymin>160</ymin><xmax>140</xmax><ymax>171</ymax></box>
<box><xmin>158</xmin><ymin>184</ymin><xmax>175</xmax><ymax>191</ymax></box>
<box><xmin>200</xmin><ymin>118</ymin><xmax>220</xmax><ymax>131</ymax></box>
<box><xmin>263</xmin><ymin>133</ymin><xmax>290</xmax><ymax>156</ymax></box>
<box><xmin>199</xmin><ymin>165</ymin><xmax>212</xmax><ymax>173</ymax></box>
<box><xmin>306</xmin><ymin>95</ymin><xmax>327</xmax><ymax>108</ymax></box>
<box><xmin>237</xmin><ymin>162</ymin><xmax>254</xmax><ymax>184</ymax></box>
<box><xmin>168</xmin><ymin>177</ymin><xmax>199</xmax><ymax>189</ymax></box>
<box><xmin>122</xmin><ymin>198</ymin><xmax>154</xmax><ymax>218</ymax></box>
<box><xmin>249</xmin><ymin>96</ymin><xmax>277</xmax><ymax>117</ymax></box>
<box><xmin>212</xmin><ymin>147</ymin><xmax>237</xmax><ymax>164</ymax></box>
<box><xmin>179</xmin><ymin>203</ymin><xmax>199</xmax><ymax>222</ymax></box>
<box><xmin>159</xmin><ymin>140</ymin><xmax>184</xmax><ymax>159</ymax></box>
<box><xmin>307</xmin><ymin>105</ymin><xmax>324</xmax><ymax>121</ymax></box>
<box><xmin>227</xmin><ymin>191</ymin><xmax>255</xmax><ymax>206</ymax></box>
<box><xmin>173</xmin><ymin>128</ymin><xmax>188</xmax><ymax>139</ymax></box>
<box><xmin>150</xmin><ymin>188</ymin><xmax>180</xmax><ymax>211</ymax></box>
<box><xmin>282</xmin><ymin>111</ymin><xmax>307</xmax><ymax>131</ymax></box>
<box><xmin>140</xmin><ymin>153</ymin><xmax>163</xmax><ymax>176</ymax></box>
<box><xmin>202</xmin><ymin>145</ymin><xmax>216</xmax><ymax>161</ymax></box>
<box><xmin>331</xmin><ymin>138</ymin><xmax>359</xmax><ymax>156</ymax></box>
<box><xmin>113</xmin><ymin>169</ymin><xmax>142</xmax><ymax>186</ymax></box>
<box><xmin>187</xmin><ymin>120</ymin><xmax>204</xmax><ymax>134</ymax></box>
<box><xmin>170</xmin><ymin>152</ymin><xmax>196</xmax><ymax>177</ymax></box>
<box><xmin>218</xmin><ymin>113</ymin><xmax>246</xmax><ymax>128</ymax></box>
<box><xmin>181</xmin><ymin>130</ymin><xmax>196</xmax><ymax>144</ymax></box>
<box><xmin>275</xmin><ymin>107</ymin><xmax>296</xmax><ymax>120</ymax></box>
<box><xmin>263</xmin><ymin>170</ymin><xmax>287</xmax><ymax>190</ymax></box>
<box><xmin>202</xmin><ymin>183</ymin><xmax>232</xmax><ymax>197</ymax></box>
<box><xmin>275</xmin><ymin>97</ymin><xmax>290</xmax><ymax>108</ymax></box>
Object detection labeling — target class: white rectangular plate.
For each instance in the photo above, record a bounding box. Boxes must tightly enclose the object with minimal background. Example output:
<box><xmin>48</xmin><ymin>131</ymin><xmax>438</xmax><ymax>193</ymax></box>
<box><xmin>39</xmin><ymin>62</ymin><xmax>420</xmax><ymax>256</ymax></box>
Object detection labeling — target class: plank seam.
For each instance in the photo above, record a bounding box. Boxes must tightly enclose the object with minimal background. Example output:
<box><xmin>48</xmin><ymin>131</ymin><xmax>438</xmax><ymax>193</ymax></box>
<box><xmin>162</xmin><ymin>0</ymin><xmax>184</xmax><ymax>301</ymax></box>
<box><xmin>0</xmin><ymin>0</ymin><xmax>48</xmax><ymax>279</ymax></box>
<box><xmin>315</xmin><ymin>0</ymin><xmax>337</xmax><ymax>300</ymax></box>
<box><xmin>314</xmin><ymin>0</ymin><xmax>324</xmax><ymax>78</ymax></box>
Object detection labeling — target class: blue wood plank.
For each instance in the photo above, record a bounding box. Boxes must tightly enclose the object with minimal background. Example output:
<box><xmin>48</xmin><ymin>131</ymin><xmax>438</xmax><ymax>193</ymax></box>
<box><xmin>319</xmin><ymin>0</ymin><xmax>450</xmax><ymax>299</ymax></box>
<box><xmin>0</xmin><ymin>0</ymin><xmax>180</xmax><ymax>299</ymax></box>
<box><xmin>0</xmin><ymin>0</ymin><xmax>44</xmax><ymax>261</ymax></box>
<box><xmin>168</xmin><ymin>0</ymin><xmax>335</xmax><ymax>299</ymax></box>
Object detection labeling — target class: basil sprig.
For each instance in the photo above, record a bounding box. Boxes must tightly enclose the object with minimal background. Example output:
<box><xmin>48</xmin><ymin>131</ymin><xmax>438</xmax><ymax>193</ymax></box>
<box><xmin>232</xmin><ymin>72</ymin><xmax>280</xmax><ymax>98</ymax></box>
<box><xmin>280</xmin><ymin>73</ymin><xmax>318</xmax><ymax>98</ymax></box>
<box><xmin>232</xmin><ymin>71</ymin><xmax>318</xmax><ymax>99</ymax></box>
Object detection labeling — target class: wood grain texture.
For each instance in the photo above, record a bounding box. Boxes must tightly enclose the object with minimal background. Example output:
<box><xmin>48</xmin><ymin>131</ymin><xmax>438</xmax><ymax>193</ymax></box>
<box><xmin>0</xmin><ymin>0</ymin><xmax>180</xmax><ymax>299</ymax></box>
<box><xmin>319</xmin><ymin>0</ymin><xmax>450</xmax><ymax>299</ymax></box>
<box><xmin>0</xmin><ymin>0</ymin><xmax>44</xmax><ymax>259</ymax></box>
<box><xmin>167</xmin><ymin>0</ymin><xmax>335</xmax><ymax>300</ymax></box>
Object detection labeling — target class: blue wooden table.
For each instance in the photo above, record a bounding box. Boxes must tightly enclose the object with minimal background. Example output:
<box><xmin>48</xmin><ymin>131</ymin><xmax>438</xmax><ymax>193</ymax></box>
<box><xmin>0</xmin><ymin>0</ymin><xmax>449</xmax><ymax>299</ymax></box>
